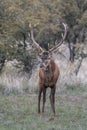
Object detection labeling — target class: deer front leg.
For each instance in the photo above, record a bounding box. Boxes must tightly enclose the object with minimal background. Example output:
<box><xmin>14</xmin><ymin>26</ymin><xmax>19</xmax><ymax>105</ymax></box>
<box><xmin>42</xmin><ymin>87</ymin><xmax>46</xmax><ymax>113</ymax></box>
<box><xmin>38</xmin><ymin>88</ymin><xmax>42</xmax><ymax>113</ymax></box>
<box><xmin>50</xmin><ymin>87</ymin><xmax>56</xmax><ymax>116</ymax></box>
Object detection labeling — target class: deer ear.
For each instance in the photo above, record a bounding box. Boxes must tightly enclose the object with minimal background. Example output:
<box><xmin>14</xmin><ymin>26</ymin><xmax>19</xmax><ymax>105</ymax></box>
<box><xmin>38</xmin><ymin>52</ymin><xmax>43</xmax><ymax>57</ymax></box>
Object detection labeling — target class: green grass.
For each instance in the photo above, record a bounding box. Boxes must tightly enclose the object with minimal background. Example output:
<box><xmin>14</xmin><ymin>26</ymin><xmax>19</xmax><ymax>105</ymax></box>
<box><xmin>0</xmin><ymin>86</ymin><xmax>87</xmax><ymax>130</ymax></box>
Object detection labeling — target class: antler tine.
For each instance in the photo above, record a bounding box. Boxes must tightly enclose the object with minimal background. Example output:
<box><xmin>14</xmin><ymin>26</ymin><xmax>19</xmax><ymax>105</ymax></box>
<box><xmin>49</xmin><ymin>23</ymin><xmax>68</xmax><ymax>52</ymax></box>
<box><xmin>62</xmin><ymin>23</ymin><xmax>67</xmax><ymax>40</ymax></box>
<box><xmin>29</xmin><ymin>23</ymin><xmax>44</xmax><ymax>52</ymax></box>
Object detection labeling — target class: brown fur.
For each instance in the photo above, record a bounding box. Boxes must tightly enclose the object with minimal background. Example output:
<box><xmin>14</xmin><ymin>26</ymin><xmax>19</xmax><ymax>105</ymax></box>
<box><xmin>38</xmin><ymin>59</ymin><xmax>60</xmax><ymax>115</ymax></box>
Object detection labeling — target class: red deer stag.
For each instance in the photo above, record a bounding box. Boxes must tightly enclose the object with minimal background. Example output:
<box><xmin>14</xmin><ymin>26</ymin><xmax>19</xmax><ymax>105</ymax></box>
<box><xmin>29</xmin><ymin>23</ymin><xmax>67</xmax><ymax>116</ymax></box>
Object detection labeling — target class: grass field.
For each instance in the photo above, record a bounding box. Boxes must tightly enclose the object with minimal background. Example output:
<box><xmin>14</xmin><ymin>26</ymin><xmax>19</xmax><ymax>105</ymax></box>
<box><xmin>0</xmin><ymin>85</ymin><xmax>87</xmax><ymax>130</ymax></box>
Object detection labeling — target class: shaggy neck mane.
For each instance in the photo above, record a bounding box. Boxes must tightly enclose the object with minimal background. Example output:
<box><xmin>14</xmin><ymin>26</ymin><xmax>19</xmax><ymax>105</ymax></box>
<box><xmin>44</xmin><ymin>59</ymin><xmax>55</xmax><ymax>76</ymax></box>
<box><xmin>50</xmin><ymin>59</ymin><xmax>56</xmax><ymax>72</ymax></box>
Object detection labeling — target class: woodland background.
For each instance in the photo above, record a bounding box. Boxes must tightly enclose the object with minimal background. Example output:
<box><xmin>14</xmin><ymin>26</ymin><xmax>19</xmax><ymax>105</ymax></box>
<box><xmin>0</xmin><ymin>0</ymin><xmax>87</xmax><ymax>93</ymax></box>
<box><xmin>0</xmin><ymin>0</ymin><xmax>87</xmax><ymax>130</ymax></box>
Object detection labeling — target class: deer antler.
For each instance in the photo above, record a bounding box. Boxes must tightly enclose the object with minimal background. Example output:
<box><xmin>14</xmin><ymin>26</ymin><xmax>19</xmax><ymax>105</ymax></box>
<box><xmin>49</xmin><ymin>23</ymin><xmax>68</xmax><ymax>52</ymax></box>
<box><xmin>29</xmin><ymin>24</ymin><xmax>44</xmax><ymax>52</ymax></box>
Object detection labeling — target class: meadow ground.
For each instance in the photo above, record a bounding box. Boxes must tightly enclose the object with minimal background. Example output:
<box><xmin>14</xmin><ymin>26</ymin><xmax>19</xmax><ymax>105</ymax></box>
<box><xmin>0</xmin><ymin>85</ymin><xmax>87</xmax><ymax>130</ymax></box>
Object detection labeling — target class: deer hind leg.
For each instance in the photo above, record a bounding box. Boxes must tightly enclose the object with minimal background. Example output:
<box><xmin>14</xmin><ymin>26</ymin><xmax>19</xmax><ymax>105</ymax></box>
<box><xmin>42</xmin><ymin>87</ymin><xmax>46</xmax><ymax>113</ymax></box>
<box><xmin>38</xmin><ymin>88</ymin><xmax>42</xmax><ymax>113</ymax></box>
<box><xmin>50</xmin><ymin>87</ymin><xmax>56</xmax><ymax>116</ymax></box>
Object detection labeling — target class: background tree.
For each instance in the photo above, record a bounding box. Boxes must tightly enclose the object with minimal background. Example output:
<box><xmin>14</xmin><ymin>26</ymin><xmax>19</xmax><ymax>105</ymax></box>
<box><xmin>0</xmin><ymin>0</ymin><xmax>87</xmax><ymax>75</ymax></box>
<box><xmin>58</xmin><ymin>0</ymin><xmax>87</xmax><ymax>62</ymax></box>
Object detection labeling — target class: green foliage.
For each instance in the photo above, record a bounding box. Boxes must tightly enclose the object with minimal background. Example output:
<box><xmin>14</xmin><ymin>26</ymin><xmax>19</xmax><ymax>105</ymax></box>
<box><xmin>0</xmin><ymin>0</ymin><xmax>87</xmax><ymax>72</ymax></box>
<box><xmin>15</xmin><ymin>48</ymin><xmax>37</xmax><ymax>74</ymax></box>
<box><xmin>58</xmin><ymin>0</ymin><xmax>87</xmax><ymax>61</ymax></box>
<box><xmin>59</xmin><ymin>0</ymin><xmax>87</xmax><ymax>27</ymax></box>
<box><xmin>0</xmin><ymin>43</ymin><xmax>7</xmax><ymax>71</ymax></box>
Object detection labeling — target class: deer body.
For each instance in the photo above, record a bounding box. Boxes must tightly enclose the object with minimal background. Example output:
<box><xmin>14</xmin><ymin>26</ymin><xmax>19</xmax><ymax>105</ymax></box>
<box><xmin>29</xmin><ymin>23</ymin><xmax>67</xmax><ymax>116</ymax></box>
<box><xmin>38</xmin><ymin>59</ymin><xmax>59</xmax><ymax>115</ymax></box>
<box><xmin>39</xmin><ymin>60</ymin><xmax>59</xmax><ymax>88</ymax></box>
